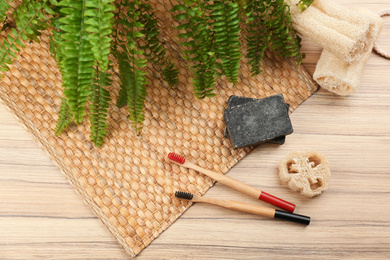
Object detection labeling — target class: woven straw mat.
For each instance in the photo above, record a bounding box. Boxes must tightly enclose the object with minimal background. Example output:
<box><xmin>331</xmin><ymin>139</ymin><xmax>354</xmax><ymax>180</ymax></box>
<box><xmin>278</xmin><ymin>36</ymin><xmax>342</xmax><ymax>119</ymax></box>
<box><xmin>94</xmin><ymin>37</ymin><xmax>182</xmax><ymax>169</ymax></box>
<box><xmin>0</xmin><ymin>0</ymin><xmax>318</xmax><ymax>257</ymax></box>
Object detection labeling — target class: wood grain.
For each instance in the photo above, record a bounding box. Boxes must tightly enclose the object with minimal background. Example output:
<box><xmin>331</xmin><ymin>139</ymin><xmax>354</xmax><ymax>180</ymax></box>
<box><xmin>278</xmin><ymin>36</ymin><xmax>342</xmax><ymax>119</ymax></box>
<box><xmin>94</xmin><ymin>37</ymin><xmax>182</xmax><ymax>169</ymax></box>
<box><xmin>1</xmin><ymin>1</ymin><xmax>389</xmax><ymax>259</ymax></box>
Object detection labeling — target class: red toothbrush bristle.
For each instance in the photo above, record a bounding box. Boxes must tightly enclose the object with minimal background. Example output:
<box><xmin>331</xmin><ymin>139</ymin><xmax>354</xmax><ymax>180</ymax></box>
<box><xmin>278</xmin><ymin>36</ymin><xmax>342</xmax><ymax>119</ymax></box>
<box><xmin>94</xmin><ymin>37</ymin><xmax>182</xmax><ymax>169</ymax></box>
<box><xmin>168</xmin><ymin>152</ymin><xmax>186</xmax><ymax>164</ymax></box>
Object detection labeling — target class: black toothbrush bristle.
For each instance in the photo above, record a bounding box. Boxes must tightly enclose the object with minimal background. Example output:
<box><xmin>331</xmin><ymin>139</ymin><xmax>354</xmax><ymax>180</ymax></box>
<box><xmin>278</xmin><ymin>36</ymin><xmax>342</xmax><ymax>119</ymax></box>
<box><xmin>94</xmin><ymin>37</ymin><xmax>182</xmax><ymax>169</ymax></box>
<box><xmin>175</xmin><ymin>191</ymin><xmax>194</xmax><ymax>200</ymax></box>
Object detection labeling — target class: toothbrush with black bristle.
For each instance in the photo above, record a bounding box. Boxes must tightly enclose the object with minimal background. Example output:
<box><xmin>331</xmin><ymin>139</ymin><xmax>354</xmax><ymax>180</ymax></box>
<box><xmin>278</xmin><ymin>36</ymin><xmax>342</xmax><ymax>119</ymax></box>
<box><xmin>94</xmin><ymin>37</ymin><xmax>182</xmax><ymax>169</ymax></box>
<box><xmin>168</xmin><ymin>152</ymin><xmax>296</xmax><ymax>213</ymax></box>
<box><xmin>175</xmin><ymin>191</ymin><xmax>311</xmax><ymax>225</ymax></box>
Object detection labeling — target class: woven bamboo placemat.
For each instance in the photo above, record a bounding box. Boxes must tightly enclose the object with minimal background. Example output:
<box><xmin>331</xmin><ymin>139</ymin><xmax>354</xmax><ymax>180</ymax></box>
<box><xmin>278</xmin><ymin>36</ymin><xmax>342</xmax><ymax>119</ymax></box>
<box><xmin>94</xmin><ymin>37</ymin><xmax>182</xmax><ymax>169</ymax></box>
<box><xmin>0</xmin><ymin>0</ymin><xmax>317</xmax><ymax>257</ymax></box>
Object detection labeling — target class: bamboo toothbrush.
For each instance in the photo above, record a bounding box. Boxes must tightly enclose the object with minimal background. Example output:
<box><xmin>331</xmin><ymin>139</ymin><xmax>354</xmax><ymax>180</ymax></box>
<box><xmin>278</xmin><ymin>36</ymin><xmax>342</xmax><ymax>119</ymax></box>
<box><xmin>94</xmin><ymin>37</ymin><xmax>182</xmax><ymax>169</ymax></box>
<box><xmin>168</xmin><ymin>152</ymin><xmax>296</xmax><ymax>212</ymax></box>
<box><xmin>175</xmin><ymin>191</ymin><xmax>310</xmax><ymax>225</ymax></box>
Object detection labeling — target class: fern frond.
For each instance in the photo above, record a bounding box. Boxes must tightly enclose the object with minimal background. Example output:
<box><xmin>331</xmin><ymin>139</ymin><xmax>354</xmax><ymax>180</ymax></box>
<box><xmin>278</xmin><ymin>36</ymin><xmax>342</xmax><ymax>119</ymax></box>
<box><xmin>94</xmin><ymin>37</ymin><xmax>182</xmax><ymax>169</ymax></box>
<box><xmin>245</xmin><ymin>0</ymin><xmax>271</xmax><ymax>75</ymax></box>
<box><xmin>14</xmin><ymin>0</ymin><xmax>53</xmax><ymax>42</ymax></box>
<box><xmin>55</xmin><ymin>97</ymin><xmax>73</xmax><ymax>135</ymax></box>
<box><xmin>210</xmin><ymin>0</ymin><xmax>241</xmax><ymax>84</ymax></box>
<box><xmin>89</xmin><ymin>66</ymin><xmax>111</xmax><ymax>147</ymax></box>
<box><xmin>0</xmin><ymin>28</ymin><xmax>22</xmax><ymax>73</ymax></box>
<box><xmin>268</xmin><ymin>0</ymin><xmax>303</xmax><ymax>62</ymax></box>
<box><xmin>0</xmin><ymin>0</ymin><xmax>10</xmax><ymax>23</ymax></box>
<box><xmin>49</xmin><ymin>2</ymin><xmax>64</xmax><ymax>71</ymax></box>
<box><xmin>59</xmin><ymin>0</ymin><xmax>95</xmax><ymax>124</ymax></box>
<box><xmin>233</xmin><ymin>0</ymin><xmax>246</xmax><ymax>15</ymax></box>
<box><xmin>162</xmin><ymin>61</ymin><xmax>179</xmax><ymax>87</ymax></box>
<box><xmin>137</xmin><ymin>2</ymin><xmax>178</xmax><ymax>87</ymax></box>
<box><xmin>85</xmin><ymin>0</ymin><xmax>115</xmax><ymax>71</ymax></box>
<box><xmin>0</xmin><ymin>0</ymin><xmax>52</xmax><ymax>74</ymax></box>
<box><xmin>113</xmin><ymin>0</ymin><xmax>148</xmax><ymax>132</ymax></box>
<box><xmin>245</xmin><ymin>0</ymin><xmax>305</xmax><ymax>75</ymax></box>
<box><xmin>172</xmin><ymin>1</ymin><xmax>218</xmax><ymax>99</ymax></box>
<box><xmin>117</xmin><ymin>51</ymin><xmax>147</xmax><ymax>132</ymax></box>
<box><xmin>117</xmin><ymin>86</ymin><xmax>127</xmax><ymax>109</ymax></box>
<box><xmin>49</xmin><ymin>18</ymin><xmax>62</xmax><ymax>60</ymax></box>
<box><xmin>137</xmin><ymin>3</ymin><xmax>165</xmax><ymax>65</ymax></box>
<box><xmin>192</xmin><ymin>64</ymin><xmax>216</xmax><ymax>99</ymax></box>
<box><xmin>124</xmin><ymin>57</ymin><xmax>147</xmax><ymax>132</ymax></box>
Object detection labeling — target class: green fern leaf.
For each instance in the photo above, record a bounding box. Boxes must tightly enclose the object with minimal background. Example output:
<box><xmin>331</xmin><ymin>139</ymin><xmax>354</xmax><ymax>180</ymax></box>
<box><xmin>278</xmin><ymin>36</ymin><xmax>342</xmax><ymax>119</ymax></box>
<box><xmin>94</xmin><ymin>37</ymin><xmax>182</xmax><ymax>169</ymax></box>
<box><xmin>137</xmin><ymin>2</ymin><xmax>178</xmax><ymax>87</ymax></box>
<box><xmin>0</xmin><ymin>0</ymin><xmax>52</xmax><ymax>75</ymax></box>
<box><xmin>268</xmin><ymin>0</ymin><xmax>303</xmax><ymax>62</ymax></box>
<box><xmin>172</xmin><ymin>0</ymin><xmax>218</xmax><ymax>99</ymax></box>
<box><xmin>192</xmin><ymin>64</ymin><xmax>216</xmax><ymax>99</ymax></box>
<box><xmin>49</xmin><ymin>19</ymin><xmax>61</xmax><ymax>60</ymax></box>
<box><xmin>49</xmin><ymin>2</ymin><xmax>64</xmax><ymax>71</ymax></box>
<box><xmin>85</xmin><ymin>0</ymin><xmax>115</xmax><ymax>71</ymax></box>
<box><xmin>59</xmin><ymin>0</ymin><xmax>95</xmax><ymax>124</ymax></box>
<box><xmin>113</xmin><ymin>0</ymin><xmax>148</xmax><ymax>132</ymax></box>
<box><xmin>210</xmin><ymin>0</ymin><xmax>241</xmax><ymax>84</ymax></box>
<box><xmin>245</xmin><ymin>0</ymin><xmax>271</xmax><ymax>75</ymax></box>
<box><xmin>14</xmin><ymin>0</ymin><xmax>52</xmax><ymax>42</ymax></box>
<box><xmin>245</xmin><ymin>0</ymin><xmax>306</xmax><ymax>75</ymax></box>
<box><xmin>162</xmin><ymin>61</ymin><xmax>179</xmax><ymax>87</ymax></box>
<box><xmin>89</xmin><ymin>67</ymin><xmax>111</xmax><ymax>147</ymax></box>
<box><xmin>117</xmin><ymin>51</ymin><xmax>147</xmax><ymax>132</ymax></box>
<box><xmin>0</xmin><ymin>0</ymin><xmax>10</xmax><ymax>23</ymax></box>
<box><xmin>233</xmin><ymin>0</ymin><xmax>246</xmax><ymax>15</ymax></box>
<box><xmin>117</xmin><ymin>86</ymin><xmax>127</xmax><ymax>109</ymax></box>
<box><xmin>55</xmin><ymin>97</ymin><xmax>73</xmax><ymax>135</ymax></box>
<box><xmin>125</xmin><ymin>59</ymin><xmax>147</xmax><ymax>132</ymax></box>
<box><xmin>137</xmin><ymin>3</ymin><xmax>164</xmax><ymax>64</ymax></box>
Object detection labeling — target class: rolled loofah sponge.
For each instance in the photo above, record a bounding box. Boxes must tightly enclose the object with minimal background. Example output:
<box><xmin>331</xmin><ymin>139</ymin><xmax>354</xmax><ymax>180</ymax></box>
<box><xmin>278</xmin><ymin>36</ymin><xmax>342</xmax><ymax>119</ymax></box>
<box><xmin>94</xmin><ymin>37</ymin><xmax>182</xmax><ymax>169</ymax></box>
<box><xmin>287</xmin><ymin>0</ymin><xmax>375</xmax><ymax>63</ymax></box>
<box><xmin>313</xmin><ymin>8</ymin><xmax>384</xmax><ymax>95</ymax></box>
<box><xmin>279</xmin><ymin>151</ymin><xmax>331</xmax><ymax>198</ymax></box>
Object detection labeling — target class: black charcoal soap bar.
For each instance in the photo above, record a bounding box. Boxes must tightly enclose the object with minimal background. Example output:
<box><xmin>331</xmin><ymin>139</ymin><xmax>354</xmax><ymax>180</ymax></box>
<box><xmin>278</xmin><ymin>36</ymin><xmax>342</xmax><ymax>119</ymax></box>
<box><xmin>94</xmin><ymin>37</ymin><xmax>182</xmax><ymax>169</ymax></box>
<box><xmin>224</xmin><ymin>96</ymin><xmax>257</xmax><ymax>138</ymax></box>
<box><xmin>228</xmin><ymin>95</ymin><xmax>257</xmax><ymax>107</ymax></box>
<box><xmin>224</xmin><ymin>95</ymin><xmax>289</xmax><ymax>145</ymax></box>
<box><xmin>224</xmin><ymin>94</ymin><xmax>293</xmax><ymax>149</ymax></box>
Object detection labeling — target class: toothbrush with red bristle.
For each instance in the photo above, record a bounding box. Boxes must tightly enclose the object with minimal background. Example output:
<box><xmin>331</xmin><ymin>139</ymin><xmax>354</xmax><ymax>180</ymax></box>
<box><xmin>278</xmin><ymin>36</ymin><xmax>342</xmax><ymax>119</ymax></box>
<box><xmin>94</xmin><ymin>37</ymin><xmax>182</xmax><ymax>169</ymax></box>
<box><xmin>167</xmin><ymin>152</ymin><xmax>296</xmax><ymax>213</ymax></box>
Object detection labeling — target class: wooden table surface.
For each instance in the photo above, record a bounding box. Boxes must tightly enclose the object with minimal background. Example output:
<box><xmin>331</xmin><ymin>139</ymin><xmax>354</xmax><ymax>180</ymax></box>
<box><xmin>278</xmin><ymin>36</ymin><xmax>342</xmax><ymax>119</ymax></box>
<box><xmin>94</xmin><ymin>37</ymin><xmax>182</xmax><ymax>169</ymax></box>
<box><xmin>1</xmin><ymin>1</ymin><xmax>389</xmax><ymax>259</ymax></box>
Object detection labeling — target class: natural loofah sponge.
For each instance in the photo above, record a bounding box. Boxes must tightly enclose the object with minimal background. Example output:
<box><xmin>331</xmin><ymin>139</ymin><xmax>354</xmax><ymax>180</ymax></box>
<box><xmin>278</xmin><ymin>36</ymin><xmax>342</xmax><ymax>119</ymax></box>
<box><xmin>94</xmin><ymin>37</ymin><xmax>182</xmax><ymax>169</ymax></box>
<box><xmin>287</xmin><ymin>0</ymin><xmax>375</xmax><ymax>63</ymax></box>
<box><xmin>279</xmin><ymin>151</ymin><xmax>331</xmax><ymax>198</ymax></box>
<box><xmin>313</xmin><ymin>8</ymin><xmax>384</xmax><ymax>95</ymax></box>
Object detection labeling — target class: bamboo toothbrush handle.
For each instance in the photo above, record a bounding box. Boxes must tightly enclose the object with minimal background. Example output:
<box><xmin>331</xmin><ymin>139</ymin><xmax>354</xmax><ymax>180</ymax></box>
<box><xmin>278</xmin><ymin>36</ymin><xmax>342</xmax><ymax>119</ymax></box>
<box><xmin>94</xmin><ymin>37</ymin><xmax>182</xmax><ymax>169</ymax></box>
<box><xmin>200</xmin><ymin>197</ymin><xmax>310</xmax><ymax>225</ymax></box>
<box><xmin>219</xmin><ymin>199</ymin><xmax>275</xmax><ymax>218</ymax></box>
<box><xmin>191</xmin><ymin>164</ymin><xmax>295</xmax><ymax>213</ymax></box>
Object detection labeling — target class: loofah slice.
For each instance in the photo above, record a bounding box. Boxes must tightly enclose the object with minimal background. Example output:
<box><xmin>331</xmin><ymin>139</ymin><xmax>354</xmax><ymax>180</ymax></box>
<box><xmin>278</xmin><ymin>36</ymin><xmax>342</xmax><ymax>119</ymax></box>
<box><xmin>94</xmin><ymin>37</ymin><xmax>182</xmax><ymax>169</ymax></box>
<box><xmin>279</xmin><ymin>151</ymin><xmax>331</xmax><ymax>198</ymax></box>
